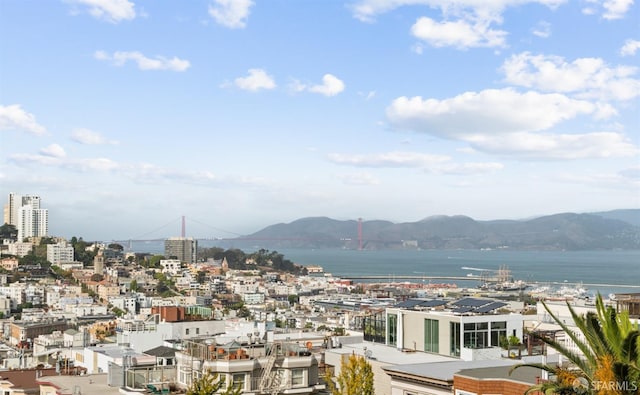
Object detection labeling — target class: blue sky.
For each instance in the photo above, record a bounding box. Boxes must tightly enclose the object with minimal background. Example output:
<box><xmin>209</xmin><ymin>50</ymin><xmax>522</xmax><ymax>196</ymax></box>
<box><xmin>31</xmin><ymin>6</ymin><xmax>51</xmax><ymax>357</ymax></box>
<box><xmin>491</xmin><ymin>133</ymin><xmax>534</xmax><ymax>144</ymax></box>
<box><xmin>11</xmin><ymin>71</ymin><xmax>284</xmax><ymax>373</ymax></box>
<box><xmin>1</xmin><ymin>0</ymin><xmax>638</xmax><ymax>240</ymax></box>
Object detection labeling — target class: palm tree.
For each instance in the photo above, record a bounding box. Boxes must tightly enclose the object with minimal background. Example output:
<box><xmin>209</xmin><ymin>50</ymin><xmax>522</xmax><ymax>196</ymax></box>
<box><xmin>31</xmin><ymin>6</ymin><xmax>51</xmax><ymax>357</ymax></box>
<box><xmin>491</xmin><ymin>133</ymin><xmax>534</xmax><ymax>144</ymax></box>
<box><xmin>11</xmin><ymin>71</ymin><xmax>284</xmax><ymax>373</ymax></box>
<box><xmin>513</xmin><ymin>294</ymin><xmax>640</xmax><ymax>394</ymax></box>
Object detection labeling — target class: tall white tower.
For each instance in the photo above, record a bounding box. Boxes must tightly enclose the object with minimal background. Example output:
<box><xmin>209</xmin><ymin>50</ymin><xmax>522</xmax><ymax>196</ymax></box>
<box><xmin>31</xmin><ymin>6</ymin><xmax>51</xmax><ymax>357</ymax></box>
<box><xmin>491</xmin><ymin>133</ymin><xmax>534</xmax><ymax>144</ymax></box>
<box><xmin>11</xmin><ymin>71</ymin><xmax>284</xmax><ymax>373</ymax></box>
<box><xmin>6</xmin><ymin>193</ymin><xmax>48</xmax><ymax>240</ymax></box>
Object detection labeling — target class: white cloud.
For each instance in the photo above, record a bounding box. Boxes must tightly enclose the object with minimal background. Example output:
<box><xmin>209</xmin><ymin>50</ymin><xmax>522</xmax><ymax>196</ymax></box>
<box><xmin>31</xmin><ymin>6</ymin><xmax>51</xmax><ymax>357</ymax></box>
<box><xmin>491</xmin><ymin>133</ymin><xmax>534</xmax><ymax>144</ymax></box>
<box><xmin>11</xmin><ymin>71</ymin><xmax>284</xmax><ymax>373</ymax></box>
<box><xmin>387</xmin><ymin>88</ymin><xmax>599</xmax><ymax>138</ymax></box>
<box><xmin>39</xmin><ymin>144</ymin><xmax>67</xmax><ymax>158</ymax></box>
<box><xmin>10</xmin><ymin>153</ymin><xmax>120</xmax><ymax>172</ymax></box>
<box><xmin>234</xmin><ymin>69</ymin><xmax>277</xmax><ymax>91</ymax></box>
<box><xmin>435</xmin><ymin>162</ymin><xmax>504</xmax><ymax>175</ymax></box>
<box><xmin>0</xmin><ymin>104</ymin><xmax>47</xmax><ymax>136</ymax></box>
<box><xmin>602</xmin><ymin>0</ymin><xmax>634</xmax><ymax>19</ymax></box>
<box><xmin>308</xmin><ymin>74</ymin><xmax>345</xmax><ymax>96</ymax></box>
<box><xmin>411</xmin><ymin>17</ymin><xmax>507</xmax><ymax>49</ymax></box>
<box><xmin>338</xmin><ymin>172</ymin><xmax>381</xmax><ymax>185</ymax></box>
<box><xmin>350</xmin><ymin>0</ymin><xmax>566</xmax><ymax>22</ymax></box>
<box><xmin>531</xmin><ymin>20</ymin><xmax>551</xmax><ymax>38</ymax></box>
<box><xmin>208</xmin><ymin>0</ymin><xmax>254</xmax><ymax>29</ymax></box>
<box><xmin>67</xmin><ymin>0</ymin><xmax>136</xmax><ymax>23</ymax></box>
<box><xmin>582</xmin><ymin>0</ymin><xmax>634</xmax><ymax>19</ymax></box>
<box><xmin>328</xmin><ymin>151</ymin><xmax>450</xmax><ymax>167</ymax></box>
<box><xmin>620</xmin><ymin>39</ymin><xmax>640</xmax><ymax>56</ymax></box>
<box><xmin>94</xmin><ymin>50</ymin><xmax>190</xmax><ymax>72</ymax></box>
<box><xmin>467</xmin><ymin>131</ymin><xmax>638</xmax><ymax>159</ymax></box>
<box><xmin>358</xmin><ymin>90</ymin><xmax>376</xmax><ymax>100</ymax></box>
<box><xmin>328</xmin><ymin>151</ymin><xmax>503</xmax><ymax>175</ymax></box>
<box><xmin>385</xmin><ymin>89</ymin><xmax>637</xmax><ymax>160</ymax></box>
<box><xmin>352</xmin><ymin>0</ymin><xmax>564</xmax><ymax>49</ymax></box>
<box><xmin>501</xmin><ymin>52</ymin><xmax>640</xmax><ymax>101</ymax></box>
<box><xmin>71</xmin><ymin>128</ymin><xmax>119</xmax><ymax>145</ymax></box>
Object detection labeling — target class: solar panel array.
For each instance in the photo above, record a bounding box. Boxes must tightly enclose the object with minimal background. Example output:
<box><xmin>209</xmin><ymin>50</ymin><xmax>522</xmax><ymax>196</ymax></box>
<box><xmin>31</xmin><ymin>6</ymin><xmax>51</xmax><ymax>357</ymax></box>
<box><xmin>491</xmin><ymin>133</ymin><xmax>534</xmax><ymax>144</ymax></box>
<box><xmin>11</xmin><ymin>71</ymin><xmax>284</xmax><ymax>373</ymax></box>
<box><xmin>396</xmin><ymin>297</ymin><xmax>508</xmax><ymax>314</ymax></box>
<box><xmin>395</xmin><ymin>299</ymin><xmax>447</xmax><ymax>309</ymax></box>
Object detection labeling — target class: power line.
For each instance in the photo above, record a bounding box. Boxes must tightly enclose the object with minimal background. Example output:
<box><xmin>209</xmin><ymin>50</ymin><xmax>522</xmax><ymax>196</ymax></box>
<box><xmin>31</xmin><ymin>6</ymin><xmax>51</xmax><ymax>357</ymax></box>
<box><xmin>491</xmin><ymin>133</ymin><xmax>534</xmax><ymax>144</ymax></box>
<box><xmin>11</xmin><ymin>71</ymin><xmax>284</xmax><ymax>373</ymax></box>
<box><xmin>185</xmin><ymin>216</ymin><xmax>243</xmax><ymax>237</ymax></box>
<box><xmin>128</xmin><ymin>217</ymin><xmax>182</xmax><ymax>240</ymax></box>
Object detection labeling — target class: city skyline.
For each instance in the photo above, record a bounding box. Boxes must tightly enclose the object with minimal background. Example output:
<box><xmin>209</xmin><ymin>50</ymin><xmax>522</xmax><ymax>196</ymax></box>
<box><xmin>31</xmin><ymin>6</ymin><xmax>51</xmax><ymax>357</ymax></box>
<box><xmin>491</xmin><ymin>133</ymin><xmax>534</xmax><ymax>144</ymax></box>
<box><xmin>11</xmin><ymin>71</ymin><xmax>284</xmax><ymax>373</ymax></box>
<box><xmin>1</xmin><ymin>0</ymin><xmax>638</xmax><ymax>240</ymax></box>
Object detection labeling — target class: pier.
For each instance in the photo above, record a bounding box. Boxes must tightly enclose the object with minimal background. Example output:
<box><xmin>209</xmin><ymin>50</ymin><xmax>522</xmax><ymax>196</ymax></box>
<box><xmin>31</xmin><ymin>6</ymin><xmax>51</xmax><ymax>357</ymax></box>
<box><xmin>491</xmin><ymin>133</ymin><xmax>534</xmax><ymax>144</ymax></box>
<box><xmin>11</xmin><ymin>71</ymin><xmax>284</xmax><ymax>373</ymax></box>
<box><xmin>338</xmin><ymin>275</ymin><xmax>640</xmax><ymax>289</ymax></box>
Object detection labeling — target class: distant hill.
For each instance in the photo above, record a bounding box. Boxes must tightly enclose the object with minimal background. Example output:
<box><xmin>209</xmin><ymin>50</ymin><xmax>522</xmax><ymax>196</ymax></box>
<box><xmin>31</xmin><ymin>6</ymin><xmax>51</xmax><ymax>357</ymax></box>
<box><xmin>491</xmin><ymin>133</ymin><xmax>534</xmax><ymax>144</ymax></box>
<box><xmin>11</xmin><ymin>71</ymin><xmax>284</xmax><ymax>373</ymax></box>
<box><xmin>590</xmin><ymin>209</ymin><xmax>640</xmax><ymax>227</ymax></box>
<box><xmin>232</xmin><ymin>210</ymin><xmax>640</xmax><ymax>250</ymax></box>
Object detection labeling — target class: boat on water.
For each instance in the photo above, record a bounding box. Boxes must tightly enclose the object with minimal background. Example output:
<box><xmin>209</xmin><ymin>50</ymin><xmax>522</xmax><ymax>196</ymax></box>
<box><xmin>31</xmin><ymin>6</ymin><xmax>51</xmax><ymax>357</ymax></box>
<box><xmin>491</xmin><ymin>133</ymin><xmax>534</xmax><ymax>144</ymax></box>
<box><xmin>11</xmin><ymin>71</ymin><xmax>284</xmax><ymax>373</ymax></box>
<box><xmin>463</xmin><ymin>265</ymin><xmax>530</xmax><ymax>291</ymax></box>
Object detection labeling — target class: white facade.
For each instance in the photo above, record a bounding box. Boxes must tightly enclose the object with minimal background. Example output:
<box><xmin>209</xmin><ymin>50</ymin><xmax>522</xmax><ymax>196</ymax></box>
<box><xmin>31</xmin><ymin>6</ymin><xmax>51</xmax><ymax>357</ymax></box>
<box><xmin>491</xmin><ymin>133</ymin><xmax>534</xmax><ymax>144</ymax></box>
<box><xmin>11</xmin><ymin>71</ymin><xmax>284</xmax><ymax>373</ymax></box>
<box><xmin>5</xmin><ymin>193</ymin><xmax>40</xmax><ymax>226</ymax></box>
<box><xmin>160</xmin><ymin>259</ymin><xmax>182</xmax><ymax>275</ymax></box>
<box><xmin>117</xmin><ymin>319</ymin><xmax>226</xmax><ymax>353</ymax></box>
<box><xmin>47</xmin><ymin>242</ymin><xmax>75</xmax><ymax>265</ymax></box>
<box><xmin>110</xmin><ymin>295</ymin><xmax>137</xmax><ymax>312</ymax></box>
<box><xmin>17</xmin><ymin>205</ymin><xmax>48</xmax><ymax>240</ymax></box>
<box><xmin>386</xmin><ymin>304</ymin><xmax>523</xmax><ymax>362</ymax></box>
<box><xmin>243</xmin><ymin>293</ymin><xmax>266</xmax><ymax>305</ymax></box>
<box><xmin>6</xmin><ymin>242</ymin><xmax>34</xmax><ymax>257</ymax></box>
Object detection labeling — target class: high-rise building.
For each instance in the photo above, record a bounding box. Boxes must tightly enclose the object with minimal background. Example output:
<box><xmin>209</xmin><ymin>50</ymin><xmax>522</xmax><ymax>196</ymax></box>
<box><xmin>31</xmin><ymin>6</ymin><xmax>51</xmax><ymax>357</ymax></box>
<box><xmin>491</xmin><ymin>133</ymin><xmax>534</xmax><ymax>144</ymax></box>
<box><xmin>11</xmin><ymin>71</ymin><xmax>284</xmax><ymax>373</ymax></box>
<box><xmin>18</xmin><ymin>205</ymin><xmax>48</xmax><ymax>240</ymax></box>
<box><xmin>4</xmin><ymin>193</ymin><xmax>40</xmax><ymax>225</ymax></box>
<box><xmin>4</xmin><ymin>193</ymin><xmax>49</xmax><ymax>240</ymax></box>
<box><xmin>164</xmin><ymin>237</ymin><xmax>197</xmax><ymax>264</ymax></box>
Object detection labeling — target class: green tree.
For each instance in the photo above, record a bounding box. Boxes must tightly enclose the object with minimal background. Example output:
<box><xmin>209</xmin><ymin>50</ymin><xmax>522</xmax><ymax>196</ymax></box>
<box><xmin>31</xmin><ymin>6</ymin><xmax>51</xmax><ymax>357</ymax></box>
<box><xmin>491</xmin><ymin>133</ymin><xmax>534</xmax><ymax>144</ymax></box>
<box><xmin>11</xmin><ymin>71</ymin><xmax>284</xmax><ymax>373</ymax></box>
<box><xmin>0</xmin><ymin>224</ymin><xmax>17</xmax><ymax>240</ymax></box>
<box><xmin>186</xmin><ymin>371</ymin><xmax>242</xmax><ymax>395</ymax></box>
<box><xmin>513</xmin><ymin>294</ymin><xmax>640</xmax><ymax>395</ymax></box>
<box><xmin>326</xmin><ymin>354</ymin><xmax>375</xmax><ymax>395</ymax></box>
<box><xmin>129</xmin><ymin>279</ymin><xmax>139</xmax><ymax>292</ymax></box>
<box><xmin>108</xmin><ymin>243</ymin><xmax>124</xmax><ymax>251</ymax></box>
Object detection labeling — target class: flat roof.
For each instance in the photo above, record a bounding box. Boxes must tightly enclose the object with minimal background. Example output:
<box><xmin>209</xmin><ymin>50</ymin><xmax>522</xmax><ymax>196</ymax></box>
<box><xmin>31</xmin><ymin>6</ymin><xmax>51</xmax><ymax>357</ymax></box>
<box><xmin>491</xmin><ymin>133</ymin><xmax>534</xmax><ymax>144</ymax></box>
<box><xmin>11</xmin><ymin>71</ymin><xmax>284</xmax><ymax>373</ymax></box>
<box><xmin>383</xmin><ymin>355</ymin><xmax>554</xmax><ymax>382</ymax></box>
<box><xmin>37</xmin><ymin>374</ymin><xmax>121</xmax><ymax>395</ymax></box>
<box><xmin>327</xmin><ymin>342</ymin><xmax>457</xmax><ymax>365</ymax></box>
<box><xmin>455</xmin><ymin>364</ymin><xmax>548</xmax><ymax>384</ymax></box>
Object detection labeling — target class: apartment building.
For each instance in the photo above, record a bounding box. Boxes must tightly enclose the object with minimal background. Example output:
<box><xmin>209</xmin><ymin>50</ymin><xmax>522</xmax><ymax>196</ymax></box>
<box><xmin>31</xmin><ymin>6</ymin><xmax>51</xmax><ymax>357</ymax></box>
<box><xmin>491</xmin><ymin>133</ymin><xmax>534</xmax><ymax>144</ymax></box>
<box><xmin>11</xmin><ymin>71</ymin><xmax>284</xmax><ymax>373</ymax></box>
<box><xmin>385</xmin><ymin>298</ymin><xmax>523</xmax><ymax>361</ymax></box>
<box><xmin>46</xmin><ymin>241</ymin><xmax>75</xmax><ymax>265</ymax></box>
<box><xmin>175</xmin><ymin>338</ymin><xmax>324</xmax><ymax>394</ymax></box>
<box><xmin>164</xmin><ymin>237</ymin><xmax>197</xmax><ymax>264</ymax></box>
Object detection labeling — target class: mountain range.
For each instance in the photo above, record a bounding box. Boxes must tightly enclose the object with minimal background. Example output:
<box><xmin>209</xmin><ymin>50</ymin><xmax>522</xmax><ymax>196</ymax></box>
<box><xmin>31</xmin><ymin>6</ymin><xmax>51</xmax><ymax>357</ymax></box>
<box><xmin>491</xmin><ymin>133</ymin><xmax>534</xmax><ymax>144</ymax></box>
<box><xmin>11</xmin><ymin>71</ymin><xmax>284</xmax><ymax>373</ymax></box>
<box><xmin>232</xmin><ymin>209</ymin><xmax>640</xmax><ymax>250</ymax></box>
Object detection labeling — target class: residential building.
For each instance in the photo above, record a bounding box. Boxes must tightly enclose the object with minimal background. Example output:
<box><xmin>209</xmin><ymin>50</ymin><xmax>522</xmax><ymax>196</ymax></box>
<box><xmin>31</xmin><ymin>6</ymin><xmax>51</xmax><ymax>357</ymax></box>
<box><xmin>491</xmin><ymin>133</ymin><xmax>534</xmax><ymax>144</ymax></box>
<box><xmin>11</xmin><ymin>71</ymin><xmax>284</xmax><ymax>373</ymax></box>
<box><xmin>453</xmin><ymin>364</ymin><xmax>545</xmax><ymax>395</ymax></box>
<box><xmin>116</xmin><ymin>308</ymin><xmax>225</xmax><ymax>353</ymax></box>
<box><xmin>15</xmin><ymin>196</ymin><xmax>48</xmax><ymax>240</ymax></box>
<box><xmin>164</xmin><ymin>237</ymin><xmax>197</xmax><ymax>264</ymax></box>
<box><xmin>6</xmin><ymin>241</ymin><xmax>34</xmax><ymax>257</ymax></box>
<box><xmin>38</xmin><ymin>373</ymin><xmax>120</xmax><ymax>395</ymax></box>
<box><xmin>385</xmin><ymin>298</ymin><xmax>523</xmax><ymax>361</ymax></box>
<box><xmin>0</xmin><ymin>257</ymin><xmax>19</xmax><ymax>271</ymax></box>
<box><xmin>160</xmin><ymin>259</ymin><xmax>181</xmax><ymax>275</ymax></box>
<box><xmin>9</xmin><ymin>320</ymin><xmax>69</xmax><ymax>347</ymax></box>
<box><xmin>0</xmin><ymin>367</ymin><xmax>58</xmax><ymax>395</ymax></box>
<box><xmin>46</xmin><ymin>242</ymin><xmax>75</xmax><ymax>265</ymax></box>
<box><xmin>175</xmin><ymin>338</ymin><xmax>325</xmax><ymax>394</ymax></box>
<box><xmin>4</xmin><ymin>193</ymin><xmax>41</xmax><ymax>226</ymax></box>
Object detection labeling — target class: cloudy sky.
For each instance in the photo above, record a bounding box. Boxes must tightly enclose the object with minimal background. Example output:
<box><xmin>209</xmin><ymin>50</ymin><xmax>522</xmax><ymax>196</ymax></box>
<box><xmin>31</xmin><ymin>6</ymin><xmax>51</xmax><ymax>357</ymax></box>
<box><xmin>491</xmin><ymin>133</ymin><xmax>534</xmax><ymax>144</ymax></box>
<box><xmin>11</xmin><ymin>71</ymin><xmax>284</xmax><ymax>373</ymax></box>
<box><xmin>1</xmin><ymin>0</ymin><xmax>638</xmax><ymax>241</ymax></box>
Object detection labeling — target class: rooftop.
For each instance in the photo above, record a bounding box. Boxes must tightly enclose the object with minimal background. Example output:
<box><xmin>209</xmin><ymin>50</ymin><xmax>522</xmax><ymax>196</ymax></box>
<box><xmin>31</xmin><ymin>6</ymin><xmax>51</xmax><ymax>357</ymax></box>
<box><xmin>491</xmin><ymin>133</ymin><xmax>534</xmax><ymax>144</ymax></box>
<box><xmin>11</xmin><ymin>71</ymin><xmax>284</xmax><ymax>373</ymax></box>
<box><xmin>37</xmin><ymin>373</ymin><xmax>120</xmax><ymax>395</ymax></box>
<box><xmin>328</xmin><ymin>341</ymin><xmax>457</xmax><ymax>365</ymax></box>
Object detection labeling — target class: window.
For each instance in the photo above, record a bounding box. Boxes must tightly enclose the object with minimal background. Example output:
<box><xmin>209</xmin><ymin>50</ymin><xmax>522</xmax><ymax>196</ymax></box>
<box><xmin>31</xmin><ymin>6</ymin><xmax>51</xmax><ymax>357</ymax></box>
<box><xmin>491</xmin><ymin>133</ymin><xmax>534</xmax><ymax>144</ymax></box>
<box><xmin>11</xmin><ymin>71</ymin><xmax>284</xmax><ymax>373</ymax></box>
<box><xmin>450</xmin><ymin>322</ymin><xmax>461</xmax><ymax>357</ymax></box>
<box><xmin>387</xmin><ymin>313</ymin><xmax>398</xmax><ymax>346</ymax></box>
<box><xmin>232</xmin><ymin>373</ymin><xmax>245</xmax><ymax>390</ymax></box>
<box><xmin>291</xmin><ymin>368</ymin><xmax>305</xmax><ymax>386</ymax></box>
<box><xmin>424</xmin><ymin>319</ymin><xmax>439</xmax><ymax>353</ymax></box>
<box><xmin>196</xmin><ymin>328</ymin><xmax>200</xmax><ymax>335</ymax></box>
<box><xmin>463</xmin><ymin>322</ymin><xmax>489</xmax><ymax>349</ymax></box>
<box><xmin>185</xmin><ymin>328</ymin><xmax>190</xmax><ymax>335</ymax></box>
<box><xmin>491</xmin><ymin>321</ymin><xmax>507</xmax><ymax>347</ymax></box>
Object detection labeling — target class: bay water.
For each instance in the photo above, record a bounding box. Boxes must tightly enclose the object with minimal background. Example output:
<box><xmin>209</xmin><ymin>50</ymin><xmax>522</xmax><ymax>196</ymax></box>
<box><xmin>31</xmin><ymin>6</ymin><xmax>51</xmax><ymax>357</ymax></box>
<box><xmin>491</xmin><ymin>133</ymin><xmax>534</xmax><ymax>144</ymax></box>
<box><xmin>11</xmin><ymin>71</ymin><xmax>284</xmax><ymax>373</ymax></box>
<box><xmin>129</xmin><ymin>240</ymin><xmax>639</xmax><ymax>295</ymax></box>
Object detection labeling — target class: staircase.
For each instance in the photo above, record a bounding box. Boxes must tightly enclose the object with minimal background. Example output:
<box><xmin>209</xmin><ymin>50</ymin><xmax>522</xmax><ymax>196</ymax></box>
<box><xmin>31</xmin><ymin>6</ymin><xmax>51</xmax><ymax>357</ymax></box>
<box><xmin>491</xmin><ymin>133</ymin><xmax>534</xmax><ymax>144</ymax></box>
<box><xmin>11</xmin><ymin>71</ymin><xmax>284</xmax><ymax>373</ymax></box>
<box><xmin>258</xmin><ymin>342</ymin><xmax>279</xmax><ymax>392</ymax></box>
